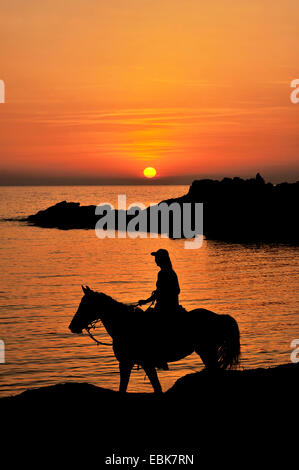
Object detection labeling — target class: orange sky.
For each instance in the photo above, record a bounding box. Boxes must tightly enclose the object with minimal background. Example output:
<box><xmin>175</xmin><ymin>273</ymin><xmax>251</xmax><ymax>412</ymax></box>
<box><xmin>0</xmin><ymin>0</ymin><xmax>298</xmax><ymax>183</ymax></box>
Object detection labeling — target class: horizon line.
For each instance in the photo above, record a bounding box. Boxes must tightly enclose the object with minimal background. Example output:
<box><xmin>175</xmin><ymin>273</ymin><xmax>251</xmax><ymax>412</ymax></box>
<box><xmin>1</xmin><ymin>173</ymin><xmax>299</xmax><ymax>186</ymax></box>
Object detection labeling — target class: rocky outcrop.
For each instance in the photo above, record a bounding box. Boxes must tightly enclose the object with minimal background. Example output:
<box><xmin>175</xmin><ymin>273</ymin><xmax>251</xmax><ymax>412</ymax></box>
<box><xmin>20</xmin><ymin>174</ymin><xmax>299</xmax><ymax>242</ymax></box>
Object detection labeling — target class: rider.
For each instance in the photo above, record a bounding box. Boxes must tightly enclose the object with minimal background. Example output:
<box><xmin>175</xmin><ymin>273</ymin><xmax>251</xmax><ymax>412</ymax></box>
<box><xmin>137</xmin><ymin>249</ymin><xmax>181</xmax><ymax>371</ymax></box>
<box><xmin>138</xmin><ymin>249</ymin><xmax>180</xmax><ymax>313</ymax></box>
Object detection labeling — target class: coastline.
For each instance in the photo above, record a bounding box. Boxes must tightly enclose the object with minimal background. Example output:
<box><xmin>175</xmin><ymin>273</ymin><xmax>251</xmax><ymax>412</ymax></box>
<box><xmin>17</xmin><ymin>175</ymin><xmax>299</xmax><ymax>243</ymax></box>
<box><xmin>1</xmin><ymin>363</ymin><xmax>297</xmax><ymax>465</ymax></box>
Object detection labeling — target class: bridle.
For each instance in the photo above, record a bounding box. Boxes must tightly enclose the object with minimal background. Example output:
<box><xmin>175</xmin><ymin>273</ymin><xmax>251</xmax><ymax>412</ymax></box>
<box><xmin>83</xmin><ymin>301</ymin><xmax>151</xmax><ymax>348</ymax></box>
<box><xmin>85</xmin><ymin>319</ymin><xmax>113</xmax><ymax>346</ymax></box>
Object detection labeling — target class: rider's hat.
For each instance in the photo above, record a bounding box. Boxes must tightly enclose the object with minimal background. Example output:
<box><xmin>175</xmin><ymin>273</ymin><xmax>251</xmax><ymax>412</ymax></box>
<box><xmin>151</xmin><ymin>249</ymin><xmax>170</xmax><ymax>260</ymax></box>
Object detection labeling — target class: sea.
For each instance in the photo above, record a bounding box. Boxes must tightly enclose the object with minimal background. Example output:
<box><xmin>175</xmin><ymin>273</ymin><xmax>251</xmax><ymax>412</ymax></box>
<box><xmin>0</xmin><ymin>185</ymin><xmax>298</xmax><ymax>397</ymax></box>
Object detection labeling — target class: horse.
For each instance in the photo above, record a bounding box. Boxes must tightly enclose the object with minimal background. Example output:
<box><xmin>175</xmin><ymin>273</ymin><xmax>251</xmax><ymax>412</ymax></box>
<box><xmin>69</xmin><ymin>285</ymin><xmax>241</xmax><ymax>394</ymax></box>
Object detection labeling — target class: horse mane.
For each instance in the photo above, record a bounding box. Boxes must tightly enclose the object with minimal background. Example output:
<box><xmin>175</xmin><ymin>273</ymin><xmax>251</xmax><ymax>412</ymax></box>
<box><xmin>93</xmin><ymin>290</ymin><xmax>142</xmax><ymax>316</ymax></box>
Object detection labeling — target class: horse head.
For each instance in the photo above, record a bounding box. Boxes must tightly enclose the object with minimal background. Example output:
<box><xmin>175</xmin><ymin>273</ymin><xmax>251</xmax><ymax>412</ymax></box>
<box><xmin>69</xmin><ymin>285</ymin><xmax>109</xmax><ymax>334</ymax></box>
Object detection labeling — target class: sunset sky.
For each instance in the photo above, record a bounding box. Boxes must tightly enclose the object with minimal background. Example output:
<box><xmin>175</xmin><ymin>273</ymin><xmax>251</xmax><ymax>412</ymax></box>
<box><xmin>0</xmin><ymin>0</ymin><xmax>298</xmax><ymax>184</ymax></box>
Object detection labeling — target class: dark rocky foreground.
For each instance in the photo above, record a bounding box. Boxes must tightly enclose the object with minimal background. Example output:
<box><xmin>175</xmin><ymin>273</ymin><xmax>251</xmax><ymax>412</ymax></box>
<box><xmin>1</xmin><ymin>363</ymin><xmax>298</xmax><ymax>467</ymax></box>
<box><xmin>19</xmin><ymin>174</ymin><xmax>299</xmax><ymax>243</ymax></box>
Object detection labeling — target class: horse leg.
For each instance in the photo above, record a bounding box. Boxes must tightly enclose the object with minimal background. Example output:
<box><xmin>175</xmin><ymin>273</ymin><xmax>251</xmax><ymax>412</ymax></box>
<box><xmin>119</xmin><ymin>361</ymin><xmax>133</xmax><ymax>394</ymax></box>
<box><xmin>143</xmin><ymin>365</ymin><xmax>163</xmax><ymax>394</ymax></box>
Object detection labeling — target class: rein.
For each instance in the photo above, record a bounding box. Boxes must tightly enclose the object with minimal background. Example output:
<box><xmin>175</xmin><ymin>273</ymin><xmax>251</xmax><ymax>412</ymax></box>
<box><xmin>85</xmin><ymin>319</ymin><xmax>113</xmax><ymax>346</ymax></box>
<box><xmin>84</xmin><ymin>301</ymin><xmax>150</xmax><ymax>347</ymax></box>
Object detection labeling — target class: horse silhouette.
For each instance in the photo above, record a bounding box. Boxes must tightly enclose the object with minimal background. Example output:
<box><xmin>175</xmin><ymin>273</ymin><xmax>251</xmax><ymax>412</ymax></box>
<box><xmin>69</xmin><ymin>286</ymin><xmax>240</xmax><ymax>393</ymax></box>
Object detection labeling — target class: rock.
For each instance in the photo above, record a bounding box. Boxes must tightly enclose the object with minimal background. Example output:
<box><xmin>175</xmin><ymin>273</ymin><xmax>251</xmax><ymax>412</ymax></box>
<box><xmin>18</xmin><ymin>175</ymin><xmax>299</xmax><ymax>242</ymax></box>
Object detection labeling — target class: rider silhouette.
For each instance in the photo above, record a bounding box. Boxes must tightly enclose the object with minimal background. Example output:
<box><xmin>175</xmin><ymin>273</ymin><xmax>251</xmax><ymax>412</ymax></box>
<box><xmin>137</xmin><ymin>249</ymin><xmax>181</xmax><ymax>371</ymax></box>
<box><xmin>138</xmin><ymin>249</ymin><xmax>180</xmax><ymax>312</ymax></box>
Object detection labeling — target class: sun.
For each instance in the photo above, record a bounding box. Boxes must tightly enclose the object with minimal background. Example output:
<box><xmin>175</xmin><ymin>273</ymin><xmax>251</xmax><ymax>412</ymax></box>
<box><xmin>143</xmin><ymin>167</ymin><xmax>157</xmax><ymax>178</ymax></box>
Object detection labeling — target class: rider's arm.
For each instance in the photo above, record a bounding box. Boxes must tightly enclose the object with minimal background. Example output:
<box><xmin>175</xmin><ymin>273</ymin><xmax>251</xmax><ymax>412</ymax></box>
<box><xmin>138</xmin><ymin>290</ymin><xmax>157</xmax><ymax>306</ymax></box>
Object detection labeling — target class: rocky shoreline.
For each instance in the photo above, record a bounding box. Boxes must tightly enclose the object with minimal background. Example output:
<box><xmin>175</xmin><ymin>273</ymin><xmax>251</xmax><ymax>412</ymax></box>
<box><xmin>17</xmin><ymin>174</ymin><xmax>299</xmax><ymax>243</ymax></box>
<box><xmin>1</xmin><ymin>363</ymin><xmax>297</xmax><ymax>465</ymax></box>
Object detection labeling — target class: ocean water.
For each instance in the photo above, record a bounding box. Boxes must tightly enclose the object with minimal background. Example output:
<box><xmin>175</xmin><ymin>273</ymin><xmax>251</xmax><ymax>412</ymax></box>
<box><xmin>0</xmin><ymin>185</ymin><xmax>298</xmax><ymax>397</ymax></box>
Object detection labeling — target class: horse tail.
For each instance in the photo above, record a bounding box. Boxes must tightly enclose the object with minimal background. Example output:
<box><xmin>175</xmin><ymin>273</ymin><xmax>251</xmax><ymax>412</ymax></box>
<box><xmin>216</xmin><ymin>314</ymin><xmax>241</xmax><ymax>369</ymax></box>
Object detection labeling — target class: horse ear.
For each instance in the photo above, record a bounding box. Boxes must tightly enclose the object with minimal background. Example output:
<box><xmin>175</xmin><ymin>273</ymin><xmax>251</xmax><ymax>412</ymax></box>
<box><xmin>86</xmin><ymin>285</ymin><xmax>91</xmax><ymax>292</ymax></box>
<box><xmin>82</xmin><ymin>285</ymin><xmax>87</xmax><ymax>293</ymax></box>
